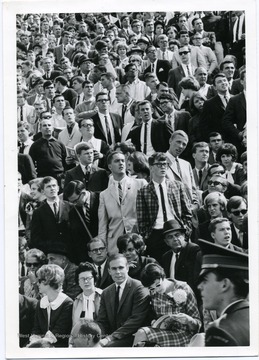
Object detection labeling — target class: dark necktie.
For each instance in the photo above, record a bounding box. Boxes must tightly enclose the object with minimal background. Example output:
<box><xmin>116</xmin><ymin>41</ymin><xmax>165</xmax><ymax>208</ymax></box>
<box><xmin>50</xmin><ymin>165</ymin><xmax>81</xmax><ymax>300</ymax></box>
<box><xmin>159</xmin><ymin>184</ymin><xmax>167</xmax><ymax>223</ymax></box>
<box><xmin>121</xmin><ymin>104</ymin><xmax>127</xmax><ymax>124</ymax></box>
<box><xmin>175</xmin><ymin>158</ymin><xmax>182</xmax><ymax>179</ymax></box>
<box><xmin>21</xmin><ymin>262</ymin><xmax>25</xmax><ymax>277</ymax></box>
<box><xmin>76</xmin><ymin>94</ymin><xmax>81</xmax><ymax>106</ymax></box>
<box><xmin>186</xmin><ymin>65</ymin><xmax>191</xmax><ymax>76</ymax></box>
<box><xmin>118</xmin><ymin>182</ymin><xmax>123</xmax><ymax>203</ymax></box>
<box><xmin>19</xmin><ymin>143</ymin><xmax>25</xmax><ymax>154</ymax></box>
<box><xmin>114</xmin><ymin>285</ymin><xmax>120</xmax><ymax>313</ymax></box>
<box><xmin>85</xmin><ymin>166</ymin><xmax>90</xmax><ymax>187</ymax></box>
<box><xmin>104</xmin><ymin>115</ymin><xmax>112</xmax><ymax>145</ymax></box>
<box><xmin>67</xmin><ymin>125</ymin><xmax>73</xmax><ymax>135</ymax></box>
<box><xmin>20</xmin><ymin>106</ymin><xmax>24</xmax><ymax>121</ymax></box>
<box><xmin>98</xmin><ymin>265</ymin><xmax>102</xmax><ymax>280</ymax></box>
<box><xmin>143</xmin><ymin>122</ymin><xmax>148</xmax><ymax>154</ymax></box>
<box><xmin>150</xmin><ymin>63</ymin><xmax>154</xmax><ymax>72</ymax></box>
<box><xmin>198</xmin><ymin>169</ymin><xmax>203</xmax><ymax>188</ymax></box>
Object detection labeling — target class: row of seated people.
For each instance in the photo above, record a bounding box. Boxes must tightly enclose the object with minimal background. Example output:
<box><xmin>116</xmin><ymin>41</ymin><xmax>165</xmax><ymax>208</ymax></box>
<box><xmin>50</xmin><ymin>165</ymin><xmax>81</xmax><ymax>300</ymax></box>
<box><xmin>19</xmin><ymin>215</ymin><xmax>248</xmax><ymax>348</ymax></box>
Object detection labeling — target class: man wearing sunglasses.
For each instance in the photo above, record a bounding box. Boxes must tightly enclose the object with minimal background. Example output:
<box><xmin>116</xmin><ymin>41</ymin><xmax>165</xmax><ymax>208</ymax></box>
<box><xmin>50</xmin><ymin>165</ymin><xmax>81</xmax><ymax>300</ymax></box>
<box><xmin>227</xmin><ymin>196</ymin><xmax>248</xmax><ymax>250</ymax></box>
<box><xmin>168</xmin><ymin>45</ymin><xmax>197</xmax><ymax>99</ymax></box>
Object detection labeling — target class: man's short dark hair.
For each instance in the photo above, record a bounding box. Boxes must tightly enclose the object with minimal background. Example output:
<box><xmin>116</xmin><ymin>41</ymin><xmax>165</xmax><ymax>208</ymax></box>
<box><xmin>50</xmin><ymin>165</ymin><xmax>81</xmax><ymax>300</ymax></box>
<box><xmin>148</xmin><ymin>152</ymin><xmax>168</xmax><ymax>166</ymax></box>
<box><xmin>220</xmin><ymin>60</ymin><xmax>235</xmax><ymax>71</ymax></box>
<box><xmin>96</xmin><ymin>91</ymin><xmax>109</xmax><ymax>102</ymax></box>
<box><xmin>213</xmin><ymin>72</ymin><xmax>227</xmax><ymax>86</ymax></box>
<box><xmin>41</xmin><ymin>176</ymin><xmax>57</xmax><ymax>190</ymax></box>
<box><xmin>53</xmin><ymin>94</ymin><xmax>65</xmax><ymax>103</ymax></box>
<box><xmin>43</xmin><ymin>80</ymin><xmax>54</xmax><ymax>89</ymax></box>
<box><xmin>54</xmin><ymin>76</ymin><xmax>68</xmax><ymax>86</ymax></box>
<box><xmin>227</xmin><ymin>196</ymin><xmax>247</xmax><ymax>212</ymax></box>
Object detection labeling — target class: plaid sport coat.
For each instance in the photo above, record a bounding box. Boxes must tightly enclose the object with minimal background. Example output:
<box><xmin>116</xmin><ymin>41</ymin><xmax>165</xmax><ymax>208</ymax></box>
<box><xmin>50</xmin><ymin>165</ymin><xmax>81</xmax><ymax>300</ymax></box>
<box><xmin>136</xmin><ymin>179</ymin><xmax>192</xmax><ymax>240</ymax></box>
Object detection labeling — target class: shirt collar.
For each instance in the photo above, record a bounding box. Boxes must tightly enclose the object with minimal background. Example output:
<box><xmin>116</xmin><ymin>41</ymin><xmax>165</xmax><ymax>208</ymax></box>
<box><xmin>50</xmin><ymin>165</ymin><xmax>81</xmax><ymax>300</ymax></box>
<box><xmin>40</xmin><ymin>292</ymin><xmax>68</xmax><ymax>310</ymax></box>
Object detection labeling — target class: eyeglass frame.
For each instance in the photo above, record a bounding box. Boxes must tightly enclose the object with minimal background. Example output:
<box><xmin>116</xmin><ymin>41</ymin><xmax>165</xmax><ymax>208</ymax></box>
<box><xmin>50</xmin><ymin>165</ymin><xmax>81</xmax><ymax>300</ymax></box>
<box><xmin>89</xmin><ymin>247</ymin><xmax>106</xmax><ymax>254</ymax></box>
<box><xmin>152</xmin><ymin>162</ymin><xmax>169</xmax><ymax>169</ymax></box>
<box><xmin>230</xmin><ymin>209</ymin><xmax>247</xmax><ymax>216</ymax></box>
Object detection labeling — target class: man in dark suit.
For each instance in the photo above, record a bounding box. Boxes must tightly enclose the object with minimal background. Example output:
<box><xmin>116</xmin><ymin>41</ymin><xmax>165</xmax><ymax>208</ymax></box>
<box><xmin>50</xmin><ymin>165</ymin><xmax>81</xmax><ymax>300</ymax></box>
<box><xmin>64</xmin><ymin>142</ymin><xmax>109</xmax><ymax>192</ymax></box>
<box><xmin>42</xmin><ymin>57</ymin><xmax>62</xmax><ymax>81</ymax></box>
<box><xmin>197</xmin><ymin>240</ymin><xmax>249</xmax><ymax>346</ymax></box>
<box><xmin>222</xmin><ymin>69</ymin><xmax>246</xmax><ymax>154</ymax></box>
<box><xmin>127</xmin><ymin>100</ymin><xmax>173</xmax><ymax>157</ymax></box>
<box><xmin>158</xmin><ymin>93</ymin><xmax>191</xmax><ymax>135</ymax></box>
<box><xmin>168</xmin><ymin>45</ymin><xmax>197</xmax><ymax>98</ymax></box>
<box><xmin>143</xmin><ymin>45</ymin><xmax>171</xmax><ymax>83</ymax></box>
<box><xmin>63</xmin><ymin>180</ymin><xmax>99</xmax><ymax>264</ymax></box>
<box><xmin>30</xmin><ymin>176</ymin><xmax>71</xmax><ymax>255</ymax></box>
<box><xmin>227</xmin><ymin>196</ymin><xmax>248</xmax><ymax>250</ymax></box>
<box><xmin>91</xmin><ymin>91</ymin><xmax>122</xmax><ymax>147</ymax></box>
<box><xmin>43</xmin><ymin>80</ymin><xmax>56</xmax><ymax>112</ymax></box>
<box><xmin>53</xmin><ymin>30</ymin><xmax>74</xmax><ymax>65</ymax></box>
<box><xmin>192</xmin><ymin>142</ymin><xmax>210</xmax><ymax>191</ymax></box>
<box><xmin>199</xmin><ymin>72</ymin><xmax>231</xmax><ymax>142</ymax></box>
<box><xmin>18</xmin><ymin>154</ymin><xmax>37</xmax><ymax>184</ymax></box>
<box><xmin>161</xmin><ymin>220</ymin><xmax>201</xmax><ymax>295</ymax></box>
<box><xmin>88</xmin><ymin>238</ymin><xmax>113</xmax><ymax>290</ymax></box>
<box><xmin>97</xmin><ymin>254</ymin><xmax>150</xmax><ymax>347</ymax></box>
<box><xmin>54</xmin><ymin>76</ymin><xmax>77</xmax><ymax>108</ymax></box>
<box><xmin>208</xmin><ymin>132</ymin><xmax>223</xmax><ymax>164</ymax></box>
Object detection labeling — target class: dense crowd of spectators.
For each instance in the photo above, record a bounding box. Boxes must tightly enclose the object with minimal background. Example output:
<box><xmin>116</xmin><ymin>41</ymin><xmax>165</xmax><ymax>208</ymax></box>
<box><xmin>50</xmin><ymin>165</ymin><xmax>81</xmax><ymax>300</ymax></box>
<box><xmin>17</xmin><ymin>11</ymin><xmax>249</xmax><ymax>348</ymax></box>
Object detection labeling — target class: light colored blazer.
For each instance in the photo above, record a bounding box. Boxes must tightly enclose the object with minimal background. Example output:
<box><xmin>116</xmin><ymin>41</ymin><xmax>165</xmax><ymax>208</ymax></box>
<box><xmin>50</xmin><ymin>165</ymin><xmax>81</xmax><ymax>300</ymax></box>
<box><xmin>58</xmin><ymin>123</ymin><xmax>82</xmax><ymax>148</ymax></box>
<box><xmin>98</xmin><ymin>176</ymin><xmax>147</xmax><ymax>255</ymax></box>
<box><xmin>72</xmin><ymin>289</ymin><xmax>102</xmax><ymax>326</ymax></box>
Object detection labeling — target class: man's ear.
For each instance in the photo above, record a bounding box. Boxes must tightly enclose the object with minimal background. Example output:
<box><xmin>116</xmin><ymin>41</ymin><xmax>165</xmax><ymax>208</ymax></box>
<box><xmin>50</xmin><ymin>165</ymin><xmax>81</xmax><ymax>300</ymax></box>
<box><xmin>211</xmin><ymin>232</ymin><xmax>216</xmax><ymax>240</ymax></box>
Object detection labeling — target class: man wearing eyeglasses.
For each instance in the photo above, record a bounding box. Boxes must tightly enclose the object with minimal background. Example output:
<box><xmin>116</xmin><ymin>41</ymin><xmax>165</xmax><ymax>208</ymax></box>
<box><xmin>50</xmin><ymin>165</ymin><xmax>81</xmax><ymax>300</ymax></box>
<box><xmin>143</xmin><ymin>45</ymin><xmax>171</xmax><ymax>83</ymax></box>
<box><xmin>168</xmin><ymin>45</ymin><xmax>197</xmax><ymax>99</ymax></box>
<box><xmin>171</xmin><ymin>30</ymin><xmax>207</xmax><ymax>70</ymax></box>
<box><xmin>202</xmin><ymin>163</ymin><xmax>241</xmax><ymax>202</ymax></box>
<box><xmin>227</xmin><ymin>196</ymin><xmax>248</xmax><ymax>250</ymax></box>
<box><xmin>136</xmin><ymin>152</ymin><xmax>192</xmax><ymax>263</ymax></box>
<box><xmin>87</xmin><ymin>238</ymin><xmax>113</xmax><ymax>290</ymax></box>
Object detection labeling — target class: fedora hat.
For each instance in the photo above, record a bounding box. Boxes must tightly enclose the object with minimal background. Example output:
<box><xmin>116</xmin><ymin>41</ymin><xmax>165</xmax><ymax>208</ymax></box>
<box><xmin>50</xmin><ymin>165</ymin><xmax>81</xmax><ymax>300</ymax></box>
<box><xmin>163</xmin><ymin>219</ymin><xmax>186</xmax><ymax>236</ymax></box>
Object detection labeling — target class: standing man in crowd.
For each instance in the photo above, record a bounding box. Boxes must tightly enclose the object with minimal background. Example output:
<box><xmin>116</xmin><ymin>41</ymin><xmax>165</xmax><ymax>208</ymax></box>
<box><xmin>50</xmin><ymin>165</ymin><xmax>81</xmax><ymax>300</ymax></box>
<box><xmin>98</xmin><ymin>151</ymin><xmax>147</xmax><ymax>255</ymax></box>
<box><xmin>137</xmin><ymin>152</ymin><xmax>192</xmax><ymax>263</ymax></box>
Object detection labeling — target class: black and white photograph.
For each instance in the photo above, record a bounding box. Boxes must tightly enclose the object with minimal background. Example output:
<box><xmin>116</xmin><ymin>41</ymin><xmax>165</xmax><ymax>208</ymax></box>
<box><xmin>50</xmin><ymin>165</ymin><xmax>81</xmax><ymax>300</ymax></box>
<box><xmin>3</xmin><ymin>0</ymin><xmax>258</xmax><ymax>358</ymax></box>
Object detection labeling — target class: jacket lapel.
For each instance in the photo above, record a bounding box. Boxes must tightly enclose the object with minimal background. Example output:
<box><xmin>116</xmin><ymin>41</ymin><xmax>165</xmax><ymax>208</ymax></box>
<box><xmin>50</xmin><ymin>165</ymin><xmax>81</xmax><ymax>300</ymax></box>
<box><xmin>117</xmin><ymin>278</ymin><xmax>131</xmax><ymax>313</ymax></box>
<box><xmin>109</xmin><ymin>182</ymin><xmax>120</xmax><ymax>205</ymax></box>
